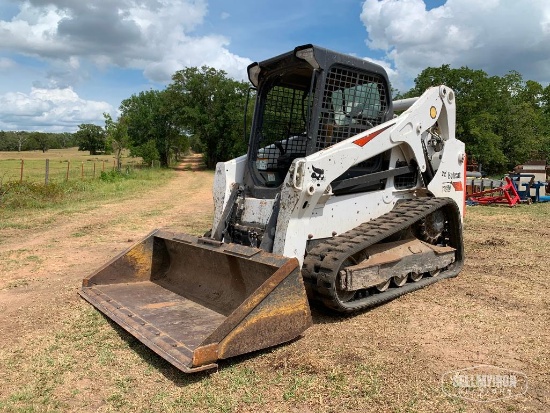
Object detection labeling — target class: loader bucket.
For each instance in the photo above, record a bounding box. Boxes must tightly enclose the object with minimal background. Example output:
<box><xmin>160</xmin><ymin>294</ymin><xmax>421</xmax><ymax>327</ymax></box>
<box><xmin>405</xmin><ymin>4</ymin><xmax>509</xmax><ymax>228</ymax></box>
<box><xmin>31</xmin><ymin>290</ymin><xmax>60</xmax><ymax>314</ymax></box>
<box><xmin>79</xmin><ymin>230</ymin><xmax>312</xmax><ymax>373</ymax></box>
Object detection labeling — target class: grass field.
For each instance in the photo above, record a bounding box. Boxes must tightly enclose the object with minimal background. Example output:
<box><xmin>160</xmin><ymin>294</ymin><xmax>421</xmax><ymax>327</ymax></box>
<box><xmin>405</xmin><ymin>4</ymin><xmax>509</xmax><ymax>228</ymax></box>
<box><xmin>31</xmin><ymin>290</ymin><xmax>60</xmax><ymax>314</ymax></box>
<box><xmin>0</xmin><ymin>165</ymin><xmax>548</xmax><ymax>412</ymax></box>
<box><xmin>0</xmin><ymin>147</ymin><xmax>172</xmax><ymax>211</ymax></box>
<box><xmin>0</xmin><ymin>148</ymin><xmax>141</xmax><ymax>183</ymax></box>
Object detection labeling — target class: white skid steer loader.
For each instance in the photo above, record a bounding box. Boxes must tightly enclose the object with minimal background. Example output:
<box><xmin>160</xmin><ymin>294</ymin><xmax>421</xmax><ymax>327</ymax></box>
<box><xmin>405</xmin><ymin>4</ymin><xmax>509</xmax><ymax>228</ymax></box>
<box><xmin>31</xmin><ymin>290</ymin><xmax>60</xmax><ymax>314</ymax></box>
<box><xmin>80</xmin><ymin>44</ymin><xmax>466</xmax><ymax>373</ymax></box>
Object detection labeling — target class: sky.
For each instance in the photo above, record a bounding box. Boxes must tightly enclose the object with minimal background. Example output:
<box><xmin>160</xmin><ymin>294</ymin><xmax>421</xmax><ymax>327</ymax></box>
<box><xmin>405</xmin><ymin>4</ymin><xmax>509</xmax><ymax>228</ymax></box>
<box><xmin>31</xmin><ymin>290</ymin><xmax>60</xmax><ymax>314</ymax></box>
<box><xmin>0</xmin><ymin>0</ymin><xmax>549</xmax><ymax>132</ymax></box>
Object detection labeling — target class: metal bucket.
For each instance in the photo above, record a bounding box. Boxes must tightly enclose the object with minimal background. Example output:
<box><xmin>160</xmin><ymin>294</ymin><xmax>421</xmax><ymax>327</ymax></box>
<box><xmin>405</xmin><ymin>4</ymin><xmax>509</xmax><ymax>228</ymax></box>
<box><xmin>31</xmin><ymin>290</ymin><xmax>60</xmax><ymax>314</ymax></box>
<box><xmin>79</xmin><ymin>229</ymin><xmax>312</xmax><ymax>373</ymax></box>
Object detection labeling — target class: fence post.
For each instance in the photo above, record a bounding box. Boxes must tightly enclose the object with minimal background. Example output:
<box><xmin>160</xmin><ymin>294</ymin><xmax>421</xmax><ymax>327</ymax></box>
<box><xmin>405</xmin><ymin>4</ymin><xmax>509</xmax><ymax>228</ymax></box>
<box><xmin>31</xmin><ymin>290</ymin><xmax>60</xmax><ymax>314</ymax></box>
<box><xmin>113</xmin><ymin>160</ymin><xmax>116</xmax><ymax>171</ymax></box>
<box><xmin>45</xmin><ymin>159</ymin><xmax>49</xmax><ymax>185</ymax></box>
<box><xmin>102</xmin><ymin>160</ymin><xmax>105</xmax><ymax>172</ymax></box>
<box><xmin>66</xmin><ymin>160</ymin><xmax>70</xmax><ymax>181</ymax></box>
<box><xmin>81</xmin><ymin>162</ymin><xmax>84</xmax><ymax>179</ymax></box>
<box><xmin>93</xmin><ymin>162</ymin><xmax>96</xmax><ymax>178</ymax></box>
<box><xmin>20</xmin><ymin>159</ymin><xmax>24</xmax><ymax>183</ymax></box>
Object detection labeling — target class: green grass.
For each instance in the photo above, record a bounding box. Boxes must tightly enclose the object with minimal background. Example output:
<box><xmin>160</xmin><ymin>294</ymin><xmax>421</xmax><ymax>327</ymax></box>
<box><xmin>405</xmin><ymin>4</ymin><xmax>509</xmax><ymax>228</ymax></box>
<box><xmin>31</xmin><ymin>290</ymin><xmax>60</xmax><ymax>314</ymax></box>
<box><xmin>0</xmin><ymin>147</ymin><xmax>175</xmax><ymax>216</ymax></box>
<box><xmin>0</xmin><ymin>168</ymin><xmax>173</xmax><ymax>211</ymax></box>
<box><xmin>465</xmin><ymin>202</ymin><xmax>550</xmax><ymax>218</ymax></box>
<box><xmin>0</xmin><ymin>147</ymin><xmax>141</xmax><ymax>184</ymax></box>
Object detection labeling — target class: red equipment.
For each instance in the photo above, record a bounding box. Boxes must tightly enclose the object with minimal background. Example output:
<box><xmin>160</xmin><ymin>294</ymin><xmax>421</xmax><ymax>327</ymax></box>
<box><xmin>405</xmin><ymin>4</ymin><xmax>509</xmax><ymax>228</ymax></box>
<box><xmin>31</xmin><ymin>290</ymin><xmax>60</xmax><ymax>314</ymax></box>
<box><xmin>467</xmin><ymin>177</ymin><xmax>520</xmax><ymax>207</ymax></box>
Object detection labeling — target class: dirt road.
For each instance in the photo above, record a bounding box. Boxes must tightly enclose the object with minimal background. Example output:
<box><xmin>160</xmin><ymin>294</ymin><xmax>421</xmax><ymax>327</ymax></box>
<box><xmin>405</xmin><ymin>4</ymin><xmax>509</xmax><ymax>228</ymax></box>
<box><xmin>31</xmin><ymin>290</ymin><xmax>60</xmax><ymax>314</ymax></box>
<box><xmin>0</xmin><ymin>160</ymin><xmax>213</xmax><ymax>343</ymax></box>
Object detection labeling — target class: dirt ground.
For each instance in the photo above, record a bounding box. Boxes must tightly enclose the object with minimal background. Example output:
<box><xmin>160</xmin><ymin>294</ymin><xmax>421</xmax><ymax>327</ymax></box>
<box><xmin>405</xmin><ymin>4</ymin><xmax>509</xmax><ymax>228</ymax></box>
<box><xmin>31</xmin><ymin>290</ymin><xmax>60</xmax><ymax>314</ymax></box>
<box><xmin>0</xmin><ymin>156</ymin><xmax>548</xmax><ymax>412</ymax></box>
<box><xmin>0</xmin><ymin>155</ymin><xmax>211</xmax><ymax>342</ymax></box>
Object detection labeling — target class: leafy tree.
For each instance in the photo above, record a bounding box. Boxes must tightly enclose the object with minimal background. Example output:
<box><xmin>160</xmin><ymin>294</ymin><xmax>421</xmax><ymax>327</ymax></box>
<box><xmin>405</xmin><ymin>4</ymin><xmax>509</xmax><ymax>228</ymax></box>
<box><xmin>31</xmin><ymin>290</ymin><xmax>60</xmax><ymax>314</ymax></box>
<box><xmin>167</xmin><ymin>66</ymin><xmax>249</xmax><ymax>168</ymax></box>
<box><xmin>494</xmin><ymin>73</ymin><xmax>546</xmax><ymax>167</ymax></box>
<box><xmin>498</xmin><ymin>101</ymin><xmax>544</xmax><ymax>166</ymax></box>
<box><xmin>133</xmin><ymin>139</ymin><xmax>160</xmax><ymax>165</ymax></box>
<box><xmin>119</xmin><ymin>90</ymin><xmax>181</xmax><ymax>167</ymax></box>
<box><xmin>406</xmin><ymin>65</ymin><xmax>548</xmax><ymax>173</ymax></box>
<box><xmin>55</xmin><ymin>132</ymin><xmax>78</xmax><ymax>149</ymax></box>
<box><xmin>104</xmin><ymin>113</ymin><xmax>129</xmax><ymax>170</ymax></box>
<box><xmin>518</xmin><ymin>79</ymin><xmax>544</xmax><ymax>108</ymax></box>
<box><xmin>0</xmin><ymin>131</ymin><xmax>77</xmax><ymax>151</ymax></box>
<box><xmin>0</xmin><ymin>131</ymin><xmax>32</xmax><ymax>151</ymax></box>
<box><xmin>75</xmin><ymin>124</ymin><xmax>106</xmax><ymax>155</ymax></box>
<box><xmin>0</xmin><ymin>131</ymin><xmax>15</xmax><ymax>151</ymax></box>
<box><xmin>466</xmin><ymin>113</ymin><xmax>507</xmax><ymax>172</ymax></box>
<box><xmin>30</xmin><ymin>132</ymin><xmax>52</xmax><ymax>153</ymax></box>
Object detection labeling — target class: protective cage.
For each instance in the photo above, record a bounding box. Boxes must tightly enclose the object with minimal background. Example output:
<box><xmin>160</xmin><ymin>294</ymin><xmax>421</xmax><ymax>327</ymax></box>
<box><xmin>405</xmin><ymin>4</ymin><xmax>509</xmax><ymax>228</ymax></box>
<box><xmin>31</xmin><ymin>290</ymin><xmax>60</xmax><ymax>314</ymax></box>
<box><xmin>246</xmin><ymin>44</ymin><xmax>393</xmax><ymax>192</ymax></box>
<box><xmin>79</xmin><ymin>230</ymin><xmax>312</xmax><ymax>373</ymax></box>
<box><xmin>316</xmin><ymin>66</ymin><xmax>388</xmax><ymax>150</ymax></box>
<box><xmin>256</xmin><ymin>86</ymin><xmax>309</xmax><ymax>171</ymax></box>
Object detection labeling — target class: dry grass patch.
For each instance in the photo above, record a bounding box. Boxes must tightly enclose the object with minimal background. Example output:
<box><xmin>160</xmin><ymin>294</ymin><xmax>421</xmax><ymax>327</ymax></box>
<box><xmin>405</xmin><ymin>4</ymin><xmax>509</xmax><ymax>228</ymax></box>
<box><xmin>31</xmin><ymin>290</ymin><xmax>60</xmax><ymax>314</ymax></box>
<box><xmin>0</xmin><ymin>177</ymin><xmax>548</xmax><ymax>412</ymax></box>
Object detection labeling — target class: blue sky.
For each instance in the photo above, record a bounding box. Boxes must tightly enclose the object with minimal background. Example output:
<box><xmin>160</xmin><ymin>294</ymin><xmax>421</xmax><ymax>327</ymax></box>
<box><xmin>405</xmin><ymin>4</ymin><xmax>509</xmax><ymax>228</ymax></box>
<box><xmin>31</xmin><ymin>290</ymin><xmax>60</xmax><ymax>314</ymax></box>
<box><xmin>0</xmin><ymin>0</ymin><xmax>548</xmax><ymax>132</ymax></box>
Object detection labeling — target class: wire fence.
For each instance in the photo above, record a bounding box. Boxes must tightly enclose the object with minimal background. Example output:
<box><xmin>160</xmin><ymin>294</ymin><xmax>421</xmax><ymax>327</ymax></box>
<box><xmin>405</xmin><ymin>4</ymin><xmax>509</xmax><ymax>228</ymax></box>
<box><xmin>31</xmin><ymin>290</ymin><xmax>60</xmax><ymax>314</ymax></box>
<box><xmin>0</xmin><ymin>158</ymin><xmax>157</xmax><ymax>185</ymax></box>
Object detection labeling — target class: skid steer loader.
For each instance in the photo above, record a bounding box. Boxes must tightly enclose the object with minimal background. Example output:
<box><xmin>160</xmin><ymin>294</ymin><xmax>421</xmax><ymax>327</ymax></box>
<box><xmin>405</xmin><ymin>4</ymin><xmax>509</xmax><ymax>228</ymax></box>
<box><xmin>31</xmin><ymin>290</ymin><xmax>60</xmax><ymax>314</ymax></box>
<box><xmin>80</xmin><ymin>44</ymin><xmax>466</xmax><ymax>373</ymax></box>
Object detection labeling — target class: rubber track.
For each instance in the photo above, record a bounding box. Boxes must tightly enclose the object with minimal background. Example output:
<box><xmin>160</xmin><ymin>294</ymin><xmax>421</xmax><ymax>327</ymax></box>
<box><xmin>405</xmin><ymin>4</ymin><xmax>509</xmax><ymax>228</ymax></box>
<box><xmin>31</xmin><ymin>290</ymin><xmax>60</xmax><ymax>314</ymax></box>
<box><xmin>302</xmin><ymin>197</ymin><xmax>464</xmax><ymax>313</ymax></box>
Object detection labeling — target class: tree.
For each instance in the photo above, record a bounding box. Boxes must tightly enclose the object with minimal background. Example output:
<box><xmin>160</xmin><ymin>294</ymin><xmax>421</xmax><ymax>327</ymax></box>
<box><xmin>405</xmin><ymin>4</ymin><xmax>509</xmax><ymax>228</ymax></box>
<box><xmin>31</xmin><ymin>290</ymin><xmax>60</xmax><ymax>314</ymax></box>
<box><xmin>0</xmin><ymin>131</ymin><xmax>78</xmax><ymax>151</ymax></box>
<box><xmin>1</xmin><ymin>131</ymin><xmax>32</xmax><ymax>151</ymax></box>
<box><xmin>171</xmin><ymin>134</ymin><xmax>190</xmax><ymax>163</ymax></box>
<box><xmin>16</xmin><ymin>133</ymin><xmax>27</xmax><ymax>152</ymax></box>
<box><xmin>466</xmin><ymin>113</ymin><xmax>507</xmax><ymax>172</ymax></box>
<box><xmin>30</xmin><ymin>132</ymin><xmax>51</xmax><ymax>153</ymax></box>
<box><xmin>119</xmin><ymin>90</ymin><xmax>182</xmax><ymax>167</ymax></box>
<box><xmin>167</xmin><ymin>66</ymin><xmax>249</xmax><ymax>168</ymax></box>
<box><xmin>75</xmin><ymin>124</ymin><xmax>106</xmax><ymax>155</ymax></box>
<box><xmin>406</xmin><ymin>65</ymin><xmax>549</xmax><ymax>173</ymax></box>
<box><xmin>134</xmin><ymin>140</ymin><xmax>160</xmax><ymax>166</ymax></box>
<box><xmin>104</xmin><ymin>113</ymin><xmax>129</xmax><ymax>170</ymax></box>
<box><xmin>0</xmin><ymin>131</ymin><xmax>16</xmax><ymax>151</ymax></box>
<box><xmin>494</xmin><ymin>73</ymin><xmax>546</xmax><ymax>167</ymax></box>
<box><xmin>518</xmin><ymin>79</ymin><xmax>544</xmax><ymax>108</ymax></box>
<box><xmin>55</xmin><ymin>132</ymin><xmax>77</xmax><ymax>149</ymax></box>
<box><xmin>497</xmin><ymin>101</ymin><xmax>545</xmax><ymax>166</ymax></box>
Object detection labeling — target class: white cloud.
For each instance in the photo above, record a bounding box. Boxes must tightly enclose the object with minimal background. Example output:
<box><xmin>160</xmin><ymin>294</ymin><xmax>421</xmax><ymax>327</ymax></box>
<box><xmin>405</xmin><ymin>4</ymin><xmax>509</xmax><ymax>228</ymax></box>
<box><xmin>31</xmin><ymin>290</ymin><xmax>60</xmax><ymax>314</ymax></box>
<box><xmin>0</xmin><ymin>3</ymin><xmax>71</xmax><ymax>57</ymax></box>
<box><xmin>0</xmin><ymin>1</ymin><xmax>253</xmax><ymax>131</ymax></box>
<box><xmin>0</xmin><ymin>87</ymin><xmax>112</xmax><ymax>131</ymax></box>
<box><xmin>361</xmin><ymin>0</ymin><xmax>550</xmax><ymax>90</ymax></box>
<box><xmin>0</xmin><ymin>1</ymin><xmax>252</xmax><ymax>83</ymax></box>
<box><xmin>364</xmin><ymin>56</ymin><xmax>399</xmax><ymax>83</ymax></box>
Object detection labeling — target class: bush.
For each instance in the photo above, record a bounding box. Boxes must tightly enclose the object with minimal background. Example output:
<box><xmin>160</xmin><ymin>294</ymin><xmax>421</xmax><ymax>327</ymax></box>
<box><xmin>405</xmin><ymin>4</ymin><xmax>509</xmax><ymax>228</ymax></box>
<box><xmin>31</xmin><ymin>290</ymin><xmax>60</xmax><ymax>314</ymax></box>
<box><xmin>99</xmin><ymin>170</ymin><xmax>125</xmax><ymax>182</ymax></box>
<box><xmin>0</xmin><ymin>181</ymin><xmax>64</xmax><ymax>208</ymax></box>
<box><xmin>0</xmin><ymin>168</ymin><xmax>172</xmax><ymax>211</ymax></box>
<box><xmin>130</xmin><ymin>140</ymin><xmax>160</xmax><ymax>166</ymax></box>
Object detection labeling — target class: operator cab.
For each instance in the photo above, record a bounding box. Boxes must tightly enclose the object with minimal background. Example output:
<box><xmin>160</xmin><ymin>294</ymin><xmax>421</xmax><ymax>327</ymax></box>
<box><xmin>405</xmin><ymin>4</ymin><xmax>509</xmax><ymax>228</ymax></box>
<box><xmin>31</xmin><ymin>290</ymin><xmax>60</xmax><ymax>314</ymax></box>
<box><xmin>244</xmin><ymin>44</ymin><xmax>394</xmax><ymax>197</ymax></box>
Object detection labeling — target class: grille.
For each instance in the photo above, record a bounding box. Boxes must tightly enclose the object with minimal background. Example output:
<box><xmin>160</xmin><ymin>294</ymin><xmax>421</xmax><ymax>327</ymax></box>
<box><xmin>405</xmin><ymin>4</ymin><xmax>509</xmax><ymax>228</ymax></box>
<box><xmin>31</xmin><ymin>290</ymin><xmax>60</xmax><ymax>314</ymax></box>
<box><xmin>394</xmin><ymin>171</ymin><xmax>418</xmax><ymax>189</ymax></box>
<box><xmin>316</xmin><ymin>66</ymin><xmax>388</xmax><ymax>150</ymax></box>
<box><xmin>394</xmin><ymin>161</ymin><xmax>418</xmax><ymax>189</ymax></box>
<box><xmin>256</xmin><ymin>86</ymin><xmax>308</xmax><ymax>170</ymax></box>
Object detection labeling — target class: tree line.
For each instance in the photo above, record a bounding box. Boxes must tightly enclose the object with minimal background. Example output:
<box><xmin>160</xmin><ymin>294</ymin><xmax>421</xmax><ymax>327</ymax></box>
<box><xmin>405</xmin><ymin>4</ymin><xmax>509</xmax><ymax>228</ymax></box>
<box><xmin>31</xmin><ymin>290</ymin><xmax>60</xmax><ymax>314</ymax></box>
<box><xmin>0</xmin><ymin>131</ymin><xmax>78</xmax><ymax>152</ymax></box>
<box><xmin>75</xmin><ymin>66</ymin><xmax>251</xmax><ymax>169</ymax></box>
<box><xmin>2</xmin><ymin>64</ymin><xmax>548</xmax><ymax>174</ymax></box>
<box><xmin>402</xmin><ymin>66</ymin><xmax>550</xmax><ymax>174</ymax></box>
